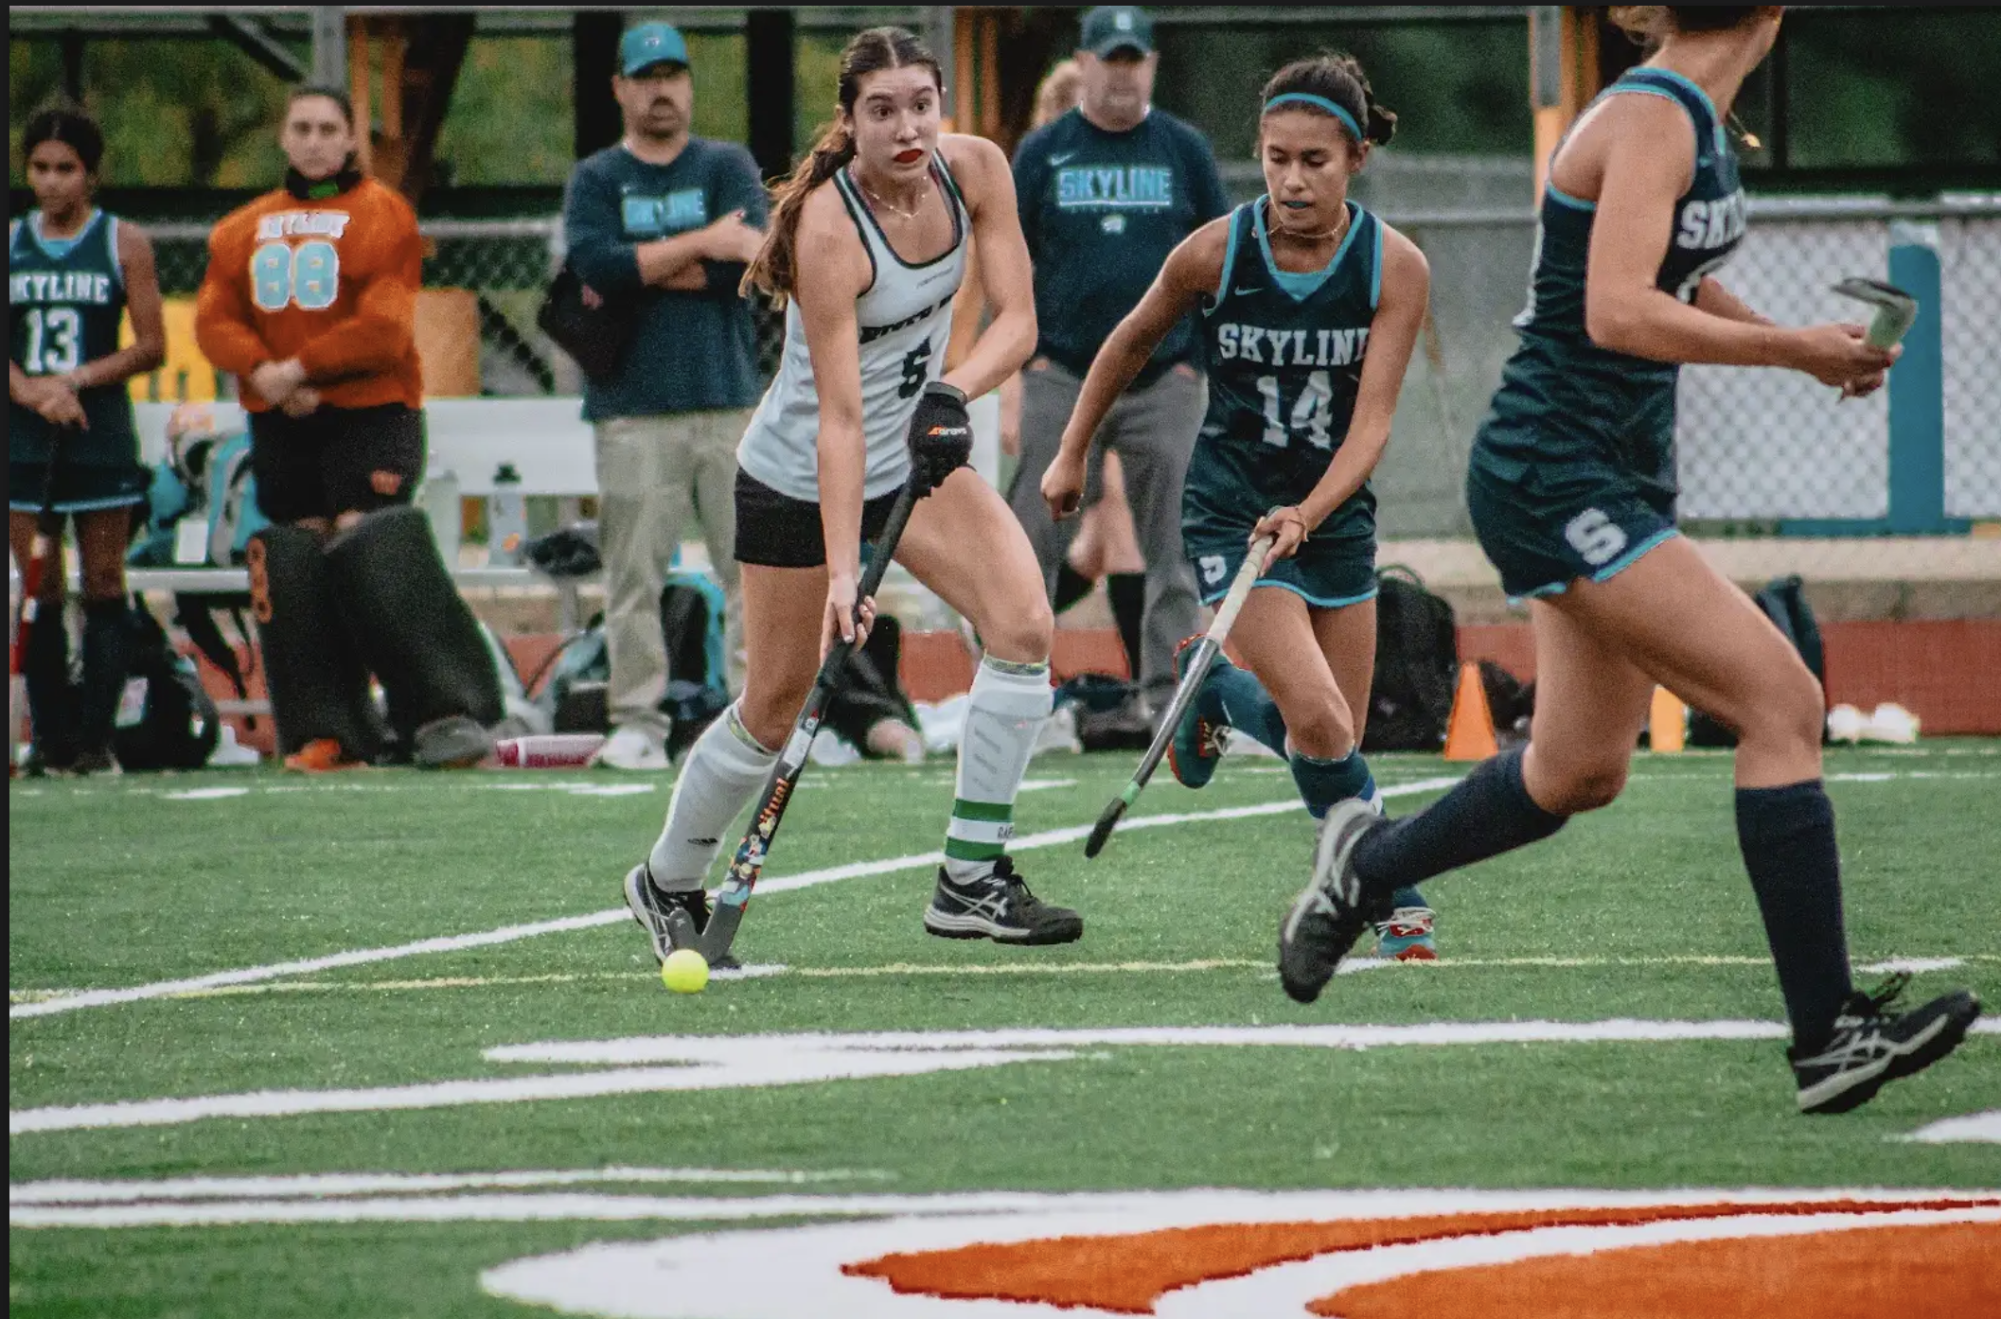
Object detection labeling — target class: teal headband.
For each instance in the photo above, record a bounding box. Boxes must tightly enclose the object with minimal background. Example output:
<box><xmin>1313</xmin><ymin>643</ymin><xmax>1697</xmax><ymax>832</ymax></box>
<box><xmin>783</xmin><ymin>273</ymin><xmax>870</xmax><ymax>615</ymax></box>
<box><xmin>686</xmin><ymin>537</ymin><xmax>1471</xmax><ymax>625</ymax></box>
<box><xmin>1262</xmin><ymin>92</ymin><xmax>1362</xmax><ymax>143</ymax></box>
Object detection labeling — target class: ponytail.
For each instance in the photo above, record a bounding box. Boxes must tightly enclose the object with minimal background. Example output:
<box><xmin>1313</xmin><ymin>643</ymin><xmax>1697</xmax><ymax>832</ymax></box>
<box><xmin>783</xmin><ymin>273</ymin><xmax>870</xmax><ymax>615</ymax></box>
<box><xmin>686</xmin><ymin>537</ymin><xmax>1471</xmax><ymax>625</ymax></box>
<box><xmin>742</xmin><ymin>120</ymin><xmax>857</xmax><ymax>307</ymax></box>
<box><xmin>740</xmin><ymin>25</ymin><xmax>941</xmax><ymax>308</ymax></box>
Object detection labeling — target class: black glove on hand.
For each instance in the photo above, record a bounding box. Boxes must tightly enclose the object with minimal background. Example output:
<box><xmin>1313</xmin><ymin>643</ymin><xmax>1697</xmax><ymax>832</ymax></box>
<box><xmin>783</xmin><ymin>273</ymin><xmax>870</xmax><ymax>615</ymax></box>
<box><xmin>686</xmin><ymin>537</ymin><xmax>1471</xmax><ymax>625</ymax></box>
<box><xmin>905</xmin><ymin>381</ymin><xmax>973</xmax><ymax>496</ymax></box>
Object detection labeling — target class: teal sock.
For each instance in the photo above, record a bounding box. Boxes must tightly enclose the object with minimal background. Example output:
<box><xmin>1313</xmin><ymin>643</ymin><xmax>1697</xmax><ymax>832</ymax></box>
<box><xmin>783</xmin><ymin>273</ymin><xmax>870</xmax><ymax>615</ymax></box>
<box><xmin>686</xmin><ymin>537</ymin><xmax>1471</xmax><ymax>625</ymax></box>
<box><xmin>1201</xmin><ymin>661</ymin><xmax>1289</xmax><ymax>756</ymax></box>
<box><xmin>1290</xmin><ymin>747</ymin><xmax>1375</xmax><ymax>820</ymax></box>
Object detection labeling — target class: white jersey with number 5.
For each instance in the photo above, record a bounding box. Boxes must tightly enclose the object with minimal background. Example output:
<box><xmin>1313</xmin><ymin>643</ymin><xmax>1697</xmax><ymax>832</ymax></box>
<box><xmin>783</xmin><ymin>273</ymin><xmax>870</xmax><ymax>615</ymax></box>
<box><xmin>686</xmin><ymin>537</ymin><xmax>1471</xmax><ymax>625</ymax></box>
<box><xmin>736</xmin><ymin>153</ymin><xmax>971</xmax><ymax>504</ymax></box>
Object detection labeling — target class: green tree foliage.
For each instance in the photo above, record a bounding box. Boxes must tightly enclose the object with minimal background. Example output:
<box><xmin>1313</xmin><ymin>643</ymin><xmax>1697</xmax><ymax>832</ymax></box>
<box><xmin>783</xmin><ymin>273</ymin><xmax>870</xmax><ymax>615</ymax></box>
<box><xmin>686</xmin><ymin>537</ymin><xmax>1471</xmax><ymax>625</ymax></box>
<box><xmin>1152</xmin><ymin>19</ymin><xmax>1534</xmax><ymax>165</ymax></box>
<box><xmin>9</xmin><ymin>37</ymin><xmax>294</xmax><ymax>187</ymax></box>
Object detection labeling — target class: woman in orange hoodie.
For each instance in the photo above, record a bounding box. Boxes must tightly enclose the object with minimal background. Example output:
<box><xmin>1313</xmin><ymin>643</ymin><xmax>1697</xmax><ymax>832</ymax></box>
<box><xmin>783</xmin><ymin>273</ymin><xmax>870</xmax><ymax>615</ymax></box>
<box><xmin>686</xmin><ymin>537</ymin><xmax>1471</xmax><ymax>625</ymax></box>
<box><xmin>195</xmin><ymin>85</ymin><xmax>424</xmax><ymax>532</ymax></box>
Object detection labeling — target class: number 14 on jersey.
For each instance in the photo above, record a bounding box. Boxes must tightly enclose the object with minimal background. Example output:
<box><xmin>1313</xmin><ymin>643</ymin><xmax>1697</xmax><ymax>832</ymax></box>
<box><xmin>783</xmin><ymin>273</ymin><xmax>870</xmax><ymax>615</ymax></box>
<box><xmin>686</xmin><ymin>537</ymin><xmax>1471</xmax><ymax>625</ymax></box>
<box><xmin>1255</xmin><ymin>371</ymin><xmax>1336</xmax><ymax>450</ymax></box>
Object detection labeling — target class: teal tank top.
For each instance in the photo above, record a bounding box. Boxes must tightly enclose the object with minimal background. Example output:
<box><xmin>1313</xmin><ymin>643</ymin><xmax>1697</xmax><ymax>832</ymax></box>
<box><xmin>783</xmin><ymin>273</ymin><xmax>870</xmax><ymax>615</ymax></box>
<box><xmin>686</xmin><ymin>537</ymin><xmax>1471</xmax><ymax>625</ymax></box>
<box><xmin>9</xmin><ymin>209</ymin><xmax>139</xmax><ymax>464</ymax></box>
<box><xmin>1473</xmin><ymin>67</ymin><xmax>1746</xmax><ymax>496</ymax></box>
<box><xmin>1191</xmin><ymin>198</ymin><xmax>1383</xmax><ymax>539</ymax></box>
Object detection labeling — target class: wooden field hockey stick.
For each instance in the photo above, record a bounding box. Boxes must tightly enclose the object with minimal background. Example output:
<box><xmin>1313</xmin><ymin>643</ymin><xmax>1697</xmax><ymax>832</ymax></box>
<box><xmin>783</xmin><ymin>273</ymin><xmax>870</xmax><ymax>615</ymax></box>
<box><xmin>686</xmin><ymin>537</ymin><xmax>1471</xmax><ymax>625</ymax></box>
<box><xmin>1084</xmin><ymin>534</ymin><xmax>1275</xmax><ymax>859</ymax></box>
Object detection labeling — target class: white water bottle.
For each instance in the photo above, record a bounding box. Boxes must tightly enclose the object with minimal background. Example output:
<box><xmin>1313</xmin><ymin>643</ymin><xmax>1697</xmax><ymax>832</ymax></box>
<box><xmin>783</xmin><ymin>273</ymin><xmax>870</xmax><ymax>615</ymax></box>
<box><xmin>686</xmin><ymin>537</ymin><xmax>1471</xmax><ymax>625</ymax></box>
<box><xmin>488</xmin><ymin>463</ymin><xmax>527</xmax><ymax>567</ymax></box>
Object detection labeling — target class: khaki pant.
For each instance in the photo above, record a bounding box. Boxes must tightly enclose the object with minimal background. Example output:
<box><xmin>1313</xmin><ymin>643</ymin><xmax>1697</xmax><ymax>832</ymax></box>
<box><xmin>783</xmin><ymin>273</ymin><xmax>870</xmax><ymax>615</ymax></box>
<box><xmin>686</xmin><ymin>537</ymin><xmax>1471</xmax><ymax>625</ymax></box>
<box><xmin>594</xmin><ymin>410</ymin><xmax>748</xmax><ymax>738</ymax></box>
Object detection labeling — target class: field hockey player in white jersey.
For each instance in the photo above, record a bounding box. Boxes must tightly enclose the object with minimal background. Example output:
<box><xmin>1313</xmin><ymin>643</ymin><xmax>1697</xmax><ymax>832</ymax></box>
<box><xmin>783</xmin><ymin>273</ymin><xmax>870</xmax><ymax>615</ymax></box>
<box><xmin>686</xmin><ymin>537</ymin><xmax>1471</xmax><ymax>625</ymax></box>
<box><xmin>620</xmin><ymin>26</ymin><xmax>1084</xmax><ymax>962</ymax></box>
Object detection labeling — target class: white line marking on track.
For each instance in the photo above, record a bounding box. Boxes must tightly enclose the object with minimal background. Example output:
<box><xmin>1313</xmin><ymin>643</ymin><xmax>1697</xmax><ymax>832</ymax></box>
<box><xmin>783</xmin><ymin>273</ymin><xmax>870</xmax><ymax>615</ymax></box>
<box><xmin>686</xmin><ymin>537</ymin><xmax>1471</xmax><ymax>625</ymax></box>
<box><xmin>10</xmin><ymin>777</ymin><xmax>1461</xmax><ymax>1022</ymax></box>
<box><xmin>1899</xmin><ymin>1110</ymin><xmax>2001</xmax><ymax>1144</ymax></box>
<box><xmin>162</xmin><ymin>786</ymin><xmax>252</xmax><ymax>800</ymax></box>
<box><xmin>9</xmin><ymin>1166</ymin><xmax>895</xmax><ymax>1205</ymax></box>
<box><xmin>1857</xmin><ymin>957</ymin><xmax>1967</xmax><ymax>974</ymax></box>
<box><xmin>21</xmin><ymin>1019</ymin><xmax>1995</xmax><ymax>1137</ymax></box>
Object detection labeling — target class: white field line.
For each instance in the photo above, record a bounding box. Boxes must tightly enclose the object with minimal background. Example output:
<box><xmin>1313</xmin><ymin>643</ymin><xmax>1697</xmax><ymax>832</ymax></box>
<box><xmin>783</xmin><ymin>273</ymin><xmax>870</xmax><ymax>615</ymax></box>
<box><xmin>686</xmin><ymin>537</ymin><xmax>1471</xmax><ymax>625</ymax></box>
<box><xmin>16</xmin><ymin>1018</ymin><xmax>2000</xmax><ymax>1137</ymax></box>
<box><xmin>1899</xmin><ymin>1110</ymin><xmax>2001</xmax><ymax>1144</ymax></box>
<box><xmin>14</xmin><ymin>1186</ymin><xmax>1995</xmax><ymax>1233</ymax></box>
<box><xmin>14</xmin><ymin>952</ymin><xmax>1991</xmax><ymax>1005</ymax></box>
<box><xmin>9</xmin><ymin>777</ymin><xmax>1462</xmax><ymax>1022</ymax></box>
<box><xmin>9</xmin><ymin>1166</ymin><xmax>895</xmax><ymax>1205</ymax></box>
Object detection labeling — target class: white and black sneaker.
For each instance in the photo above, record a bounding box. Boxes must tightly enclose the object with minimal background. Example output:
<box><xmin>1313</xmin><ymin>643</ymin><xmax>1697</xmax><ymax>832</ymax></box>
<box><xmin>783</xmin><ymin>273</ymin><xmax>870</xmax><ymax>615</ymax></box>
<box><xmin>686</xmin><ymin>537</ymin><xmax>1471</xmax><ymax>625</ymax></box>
<box><xmin>1279</xmin><ymin>799</ymin><xmax>1393</xmax><ymax>1004</ymax></box>
<box><xmin>623</xmin><ymin>864</ymin><xmax>741</xmax><ymax>971</ymax></box>
<box><xmin>1790</xmin><ymin>973</ymin><xmax>1981</xmax><ymax>1115</ymax></box>
<box><xmin>924</xmin><ymin>857</ymin><xmax>1083</xmax><ymax>945</ymax></box>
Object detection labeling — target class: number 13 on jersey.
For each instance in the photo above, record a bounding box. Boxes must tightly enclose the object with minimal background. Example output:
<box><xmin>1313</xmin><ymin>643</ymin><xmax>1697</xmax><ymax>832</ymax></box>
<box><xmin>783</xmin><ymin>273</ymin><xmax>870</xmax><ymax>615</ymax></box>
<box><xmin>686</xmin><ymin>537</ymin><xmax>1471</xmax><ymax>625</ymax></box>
<box><xmin>1256</xmin><ymin>371</ymin><xmax>1336</xmax><ymax>450</ymax></box>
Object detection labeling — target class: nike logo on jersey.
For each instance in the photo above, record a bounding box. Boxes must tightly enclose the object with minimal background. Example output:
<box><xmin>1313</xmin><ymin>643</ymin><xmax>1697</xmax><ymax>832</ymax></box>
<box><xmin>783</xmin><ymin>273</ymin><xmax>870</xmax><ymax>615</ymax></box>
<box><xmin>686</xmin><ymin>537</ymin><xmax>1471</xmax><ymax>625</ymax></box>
<box><xmin>1048</xmin><ymin>151</ymin><xmax>1078</xmax><ymax>166</ymax></box>
<box><xmin>1233</xmin><ymin>286</ymin><xmax>1263</xmax><ymax>297</ymax></box>
<box><xmin>1214</xmin><ymin>324</ymin><xmax>1370</xmax><ymax>367</ymax></box>
<box><xmin>256</xmin><ymin>211</ymin><xmax>352</xmax><ymax>241</ymax></box>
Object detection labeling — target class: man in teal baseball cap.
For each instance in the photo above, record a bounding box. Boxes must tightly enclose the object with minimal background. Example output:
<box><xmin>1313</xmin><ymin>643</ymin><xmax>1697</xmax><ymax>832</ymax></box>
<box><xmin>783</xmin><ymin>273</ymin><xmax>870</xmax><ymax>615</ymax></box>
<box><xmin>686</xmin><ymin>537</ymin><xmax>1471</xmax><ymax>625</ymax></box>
<box><xmin>563</xmin><ymin>15</ymin><xmax>768</xmax><ymax>770</ymax></box>
<box><xmin>620</xmin><ymin>21</ymin><xmax>690</xmax><ymax>76</ymax></box>
<box><xmin>1080</xmin><ymin>5</ymin><xmax>1155</xmax><ymax>59</ymax></box>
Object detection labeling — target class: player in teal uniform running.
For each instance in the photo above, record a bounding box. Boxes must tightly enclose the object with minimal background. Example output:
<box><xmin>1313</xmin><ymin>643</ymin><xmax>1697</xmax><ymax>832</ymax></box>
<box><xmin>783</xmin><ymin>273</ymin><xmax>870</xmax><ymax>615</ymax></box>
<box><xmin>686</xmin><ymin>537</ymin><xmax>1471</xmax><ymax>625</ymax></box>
<box><xmin>1275</xmin><ymin>7</ymin><xmax>1980</xmax><ymax>1114</ymax></box>
<box><xmin>1043</xmin><ymin>54</ymin><xmax>1439</xmax><ymax>958</ymax></box>
<box><xmin>9</xmin><ymin>104</ymin><xmax>166</xmax><ymax>773</ymax></box>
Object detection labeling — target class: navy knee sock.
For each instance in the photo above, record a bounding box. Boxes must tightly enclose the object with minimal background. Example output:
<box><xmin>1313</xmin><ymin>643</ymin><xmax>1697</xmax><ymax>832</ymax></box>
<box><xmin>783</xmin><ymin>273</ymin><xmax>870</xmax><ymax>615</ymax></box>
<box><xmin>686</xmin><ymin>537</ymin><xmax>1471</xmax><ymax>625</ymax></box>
<box><xmin>78</xmin><ymin>598</ymin><xmax>130</xmax><ymax>755</ymax></box>
<box><xmin>1290</xmin><ymin>748</ymin><xmax>1374</xmax><ymax>820</ymax></box>
<box><xmin>1736</xmin><ymin>781</ymin><xmax>1853</xmax><ymax>1052</ymax></box>
<box><xmin>1353</xmin><ymin>748</ymin><xmax>1567</xmax><ymax>893</ymax></box>
<box><xmin>24</xmin><ymin>608</ymin><xmax>77</xmax><ymax>766</ymax></box>
<box><xmin>1107</xmin><ymin>573</ymin><xmax>1146</xmax><ymax>683</ymax></box>
<box><xmin>1198</xmin><ymin>662</ymin><xmax>1290</xmax><ymax>758</ymax></box>
<box><xmin>1053</xmin><ymin>562</ymin><xmax>1095</xmax><ymax>614</ymax></box>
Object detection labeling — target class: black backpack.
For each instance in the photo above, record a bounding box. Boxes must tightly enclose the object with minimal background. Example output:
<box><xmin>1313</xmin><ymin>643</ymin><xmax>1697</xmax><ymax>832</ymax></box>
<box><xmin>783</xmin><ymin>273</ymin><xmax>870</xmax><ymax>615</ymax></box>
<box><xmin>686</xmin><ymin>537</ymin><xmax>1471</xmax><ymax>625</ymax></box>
<box><xmin>112</xmin><ymin>601</ymin><xmax>221</xmax><ymax>772</ymax></box>
<box><xmin>537</xmin><ymin>260</ymin><xmax>638</xmax><ymax>382</ymax></box>
<box><xmin>1363</xmin><ymin>565</ymin><xmax>1460</xmax><ymax>753</ymax></box>
<box><xmin>1688</xmin><ymin>574</ymin><xmax>1827</xmax><ymax>747</ymax></box>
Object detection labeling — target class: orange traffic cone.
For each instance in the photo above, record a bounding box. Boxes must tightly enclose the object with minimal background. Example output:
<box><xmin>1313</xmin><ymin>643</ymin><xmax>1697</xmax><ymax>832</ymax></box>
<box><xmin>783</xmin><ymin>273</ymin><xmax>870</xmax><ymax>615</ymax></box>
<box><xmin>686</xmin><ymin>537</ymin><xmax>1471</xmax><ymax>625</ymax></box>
<box><xmin>1442</xmin><ymin>661</ymin><xmax>1499</xmax><ymax>761</ymax></box>
<box><xmin>1649</xmin><ymin>686</ymin><xmax>1687</xmax><ymax>753</ymax></box>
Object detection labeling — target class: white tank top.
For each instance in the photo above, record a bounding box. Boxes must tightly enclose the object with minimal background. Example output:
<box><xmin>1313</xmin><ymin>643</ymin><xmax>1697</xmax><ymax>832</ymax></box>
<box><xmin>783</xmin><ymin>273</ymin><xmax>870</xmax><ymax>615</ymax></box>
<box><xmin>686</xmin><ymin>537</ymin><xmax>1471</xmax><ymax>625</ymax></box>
<box><xmin>737</xmin><ymin>153</ymin><xmax>971</xmax><ymax>503</ymax></box>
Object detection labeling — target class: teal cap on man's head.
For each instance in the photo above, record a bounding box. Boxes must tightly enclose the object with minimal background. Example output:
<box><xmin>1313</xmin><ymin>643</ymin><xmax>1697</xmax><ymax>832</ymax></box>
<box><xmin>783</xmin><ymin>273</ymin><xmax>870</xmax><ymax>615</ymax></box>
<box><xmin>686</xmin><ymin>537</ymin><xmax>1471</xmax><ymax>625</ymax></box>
<box><xmin>1080</xmin><ymin>6</ymin><xmax>1154</xmax><ymax>58</ymax></box>
<box><xmin>620</xmin><ymin>22</ymin><xmax>690</xmax><ymax>76</ymax></box>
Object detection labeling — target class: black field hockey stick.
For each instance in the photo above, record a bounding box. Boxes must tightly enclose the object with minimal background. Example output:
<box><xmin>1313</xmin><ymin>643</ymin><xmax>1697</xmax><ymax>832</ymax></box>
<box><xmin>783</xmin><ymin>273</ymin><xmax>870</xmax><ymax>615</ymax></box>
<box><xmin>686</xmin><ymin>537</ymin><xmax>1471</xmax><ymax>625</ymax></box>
<box><xmin>698</xmin><ymin>476</ymin><xmax>925</xmax><ymax>965</ymax></box>
<box><xmin>1085</xmin><ymin>533</ymin><xmax>1274</xmax><ymax>859</ymax></box>
<box><xmin>9</xmin><ymin>428</ymin><xmax>68</xmax><ymax>776</ymax></box>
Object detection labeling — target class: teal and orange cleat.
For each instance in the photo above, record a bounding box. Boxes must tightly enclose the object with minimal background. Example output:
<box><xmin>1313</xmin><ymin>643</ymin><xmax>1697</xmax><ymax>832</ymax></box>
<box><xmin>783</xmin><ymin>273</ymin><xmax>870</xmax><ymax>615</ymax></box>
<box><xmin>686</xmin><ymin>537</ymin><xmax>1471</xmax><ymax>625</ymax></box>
<box><xmin>1166</xmin><ymin>635</ymin><xmax>1231</xmax><ymax>790</ymax></box>
<box><xmin>1374</xmin><ymin>906</ymin><xmax>1438</xmax><ymax>961</ymax></box>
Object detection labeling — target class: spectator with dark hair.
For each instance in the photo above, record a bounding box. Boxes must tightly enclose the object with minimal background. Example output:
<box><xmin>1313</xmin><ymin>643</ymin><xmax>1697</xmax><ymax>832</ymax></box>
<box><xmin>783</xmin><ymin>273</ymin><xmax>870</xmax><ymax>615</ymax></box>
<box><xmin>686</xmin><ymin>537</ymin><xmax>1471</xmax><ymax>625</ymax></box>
<box><xmin>197</xmin><ymin>84</ymin><xmax>506</xmax><ymax>772</ymax></box>
<box><xmin>10</xmin><ymin>101</ymin><xmax>166</xmax><ymax>774</ymax></box>
<box><xmin>561</xmin><ymin>21</ymin><xmax>768</xmax><ymax>771</ymax></box>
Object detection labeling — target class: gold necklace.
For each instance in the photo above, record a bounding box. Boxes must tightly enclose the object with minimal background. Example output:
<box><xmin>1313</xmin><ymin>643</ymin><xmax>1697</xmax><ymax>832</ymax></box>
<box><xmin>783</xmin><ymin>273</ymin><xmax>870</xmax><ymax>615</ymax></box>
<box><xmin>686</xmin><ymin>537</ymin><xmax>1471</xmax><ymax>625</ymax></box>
<box><xmin>1267</xmin><ymin>198</ymin><xmax>1350</xmax><ymax>245</ymax></box>
<box><xmin>856</xmin><ymin>170</ymin><xmax>927</xmax><ymax>220</ymax></box>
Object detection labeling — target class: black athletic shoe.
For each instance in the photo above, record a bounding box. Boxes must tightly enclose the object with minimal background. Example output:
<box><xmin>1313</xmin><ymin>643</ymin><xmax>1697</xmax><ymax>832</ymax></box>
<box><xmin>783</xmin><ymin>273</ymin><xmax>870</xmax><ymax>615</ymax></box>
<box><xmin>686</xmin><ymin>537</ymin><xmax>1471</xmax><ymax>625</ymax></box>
<box><xmin>1789</xmin><ymin>973</ymin><xmax>1981</xmax><ymax>1114</ymax></box>
<box><xmin>924</xmin><ymin>857</ymin><xmax>1083</xmax><ymax>945</ymax></box>
<box><xmin>622</xmin><ymin>864</ymin><xmax>741</xmax><ymax>971</ymax></box>
<box><xmin>1279</xmin><ymin>800</ymin><xmax>1393</xmax><ymax>1004</ymax></box>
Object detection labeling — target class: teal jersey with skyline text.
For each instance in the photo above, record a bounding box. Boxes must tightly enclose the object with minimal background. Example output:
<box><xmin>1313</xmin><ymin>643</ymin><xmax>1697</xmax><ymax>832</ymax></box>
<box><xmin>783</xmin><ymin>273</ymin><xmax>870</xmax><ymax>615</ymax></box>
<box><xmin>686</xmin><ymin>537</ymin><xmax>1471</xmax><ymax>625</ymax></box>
<box><xmin>1470</xmin><ymin>66</ymin><xmax>1746</xmax><ymax>501</ymax></box>
<box><xmin>1184</xmin><ymin>198</ymin><xmax>1383</xmax><ymax>550</ymax></box>
<box><xmin>9</xmin><ymin>209</ymin><xmax>138</xmax><ymax>465</ymax></box>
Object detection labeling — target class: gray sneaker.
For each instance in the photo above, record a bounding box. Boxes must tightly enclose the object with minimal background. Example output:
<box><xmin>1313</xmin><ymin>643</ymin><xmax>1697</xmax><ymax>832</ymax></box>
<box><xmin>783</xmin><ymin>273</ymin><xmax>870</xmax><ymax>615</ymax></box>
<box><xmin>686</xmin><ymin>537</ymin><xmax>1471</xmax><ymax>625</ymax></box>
<box><xmin>1278</xmin><ymin>799</ymin><xmax>1391</xmax><ymax>1004</ymax></box>
<box><xmin>412</xmin><ymin>715</ymin><xmax>494</xmax><ymax>769</ymax></box>
<box><xmin>623</xmin><ymin>864</ymin><xmax>740</xmax><ymax>971</ymax></box>
<box><xmin>924</xmin><ymin>857</ymin><xmax>1083</xmax><ymax>945</ymax></box>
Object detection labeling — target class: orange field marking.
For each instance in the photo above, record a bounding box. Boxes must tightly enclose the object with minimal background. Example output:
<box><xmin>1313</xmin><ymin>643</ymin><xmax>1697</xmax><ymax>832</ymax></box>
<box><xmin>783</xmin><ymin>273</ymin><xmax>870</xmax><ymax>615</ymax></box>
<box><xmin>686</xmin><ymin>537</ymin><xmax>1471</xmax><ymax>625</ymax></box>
<box><xmin>845</xmin><ymin>1198</ymin><xmax>2001</xmax><ymax>1314</ymax></box>
<box><xmin>1318</xmin><ymin>1219</ymin><xmax>2001</xmax><ymax>1319</ymax></box>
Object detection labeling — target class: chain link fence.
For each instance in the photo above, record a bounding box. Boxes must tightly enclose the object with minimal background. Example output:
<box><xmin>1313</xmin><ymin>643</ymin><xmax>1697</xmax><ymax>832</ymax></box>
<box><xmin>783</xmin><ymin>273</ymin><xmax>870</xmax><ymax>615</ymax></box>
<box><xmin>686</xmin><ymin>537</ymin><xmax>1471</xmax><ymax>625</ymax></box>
<box><xmin>146</xmin><ymin>217</ymin><xmax>791</xmax><ymax>404</ymax></box>
<box><xmin>146</xmin><ymin>193</ymin><xmax>1998</xmax><ymax>529</ymax></box>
